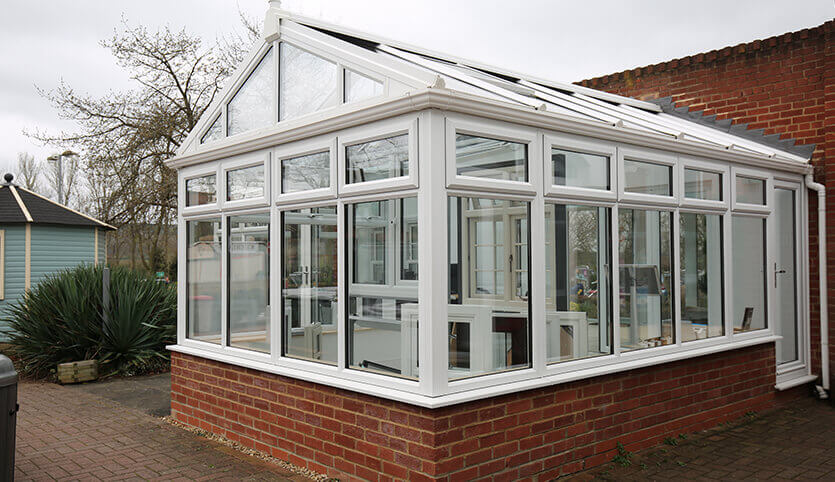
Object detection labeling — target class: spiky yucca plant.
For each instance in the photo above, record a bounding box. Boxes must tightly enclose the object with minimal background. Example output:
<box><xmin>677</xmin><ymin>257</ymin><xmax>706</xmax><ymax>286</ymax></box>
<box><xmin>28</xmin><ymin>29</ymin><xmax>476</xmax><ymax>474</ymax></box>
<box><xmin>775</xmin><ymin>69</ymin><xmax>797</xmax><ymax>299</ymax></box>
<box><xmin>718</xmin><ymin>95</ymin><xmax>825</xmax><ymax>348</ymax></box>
<box><xmin>4</xmin><ymin>264</ymin><xmax>176</xmax><ymax>378</ymax></box>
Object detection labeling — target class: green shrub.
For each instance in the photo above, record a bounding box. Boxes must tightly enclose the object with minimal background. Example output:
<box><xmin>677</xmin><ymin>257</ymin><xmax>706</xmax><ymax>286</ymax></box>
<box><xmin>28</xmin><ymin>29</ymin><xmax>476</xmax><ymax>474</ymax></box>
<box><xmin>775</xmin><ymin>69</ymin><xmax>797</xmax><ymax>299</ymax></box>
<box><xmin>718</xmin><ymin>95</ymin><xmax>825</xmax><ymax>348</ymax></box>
<box><xmin>4</xmin><ymin>264</ymin><xmax>176</xmax><ymax>378</ymax></box>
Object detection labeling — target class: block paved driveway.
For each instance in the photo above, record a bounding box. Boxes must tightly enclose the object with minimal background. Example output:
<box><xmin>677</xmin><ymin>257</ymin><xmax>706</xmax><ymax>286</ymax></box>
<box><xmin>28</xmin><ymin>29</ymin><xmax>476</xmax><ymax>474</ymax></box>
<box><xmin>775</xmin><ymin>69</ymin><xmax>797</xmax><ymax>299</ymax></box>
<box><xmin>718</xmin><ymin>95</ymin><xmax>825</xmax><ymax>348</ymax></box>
<box><xmin>570</xmin><ymin>395</ymin><xmax>835</xmax><ymax>481</ymax></box>
<box><xmin>14</xmin><ymin>377</ymin><xmax>310</xmax><ymax>481</ymax></box>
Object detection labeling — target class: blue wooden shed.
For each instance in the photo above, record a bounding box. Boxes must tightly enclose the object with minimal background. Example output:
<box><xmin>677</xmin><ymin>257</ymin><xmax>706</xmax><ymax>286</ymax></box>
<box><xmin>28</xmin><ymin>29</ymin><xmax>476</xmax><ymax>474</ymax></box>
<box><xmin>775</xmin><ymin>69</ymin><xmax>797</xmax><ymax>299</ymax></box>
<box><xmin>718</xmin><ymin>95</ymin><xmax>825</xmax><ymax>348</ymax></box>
<box><xmin>0</xmin><ymin>173</ymin><xmax>115</xmax><ymax>339</ymax></box>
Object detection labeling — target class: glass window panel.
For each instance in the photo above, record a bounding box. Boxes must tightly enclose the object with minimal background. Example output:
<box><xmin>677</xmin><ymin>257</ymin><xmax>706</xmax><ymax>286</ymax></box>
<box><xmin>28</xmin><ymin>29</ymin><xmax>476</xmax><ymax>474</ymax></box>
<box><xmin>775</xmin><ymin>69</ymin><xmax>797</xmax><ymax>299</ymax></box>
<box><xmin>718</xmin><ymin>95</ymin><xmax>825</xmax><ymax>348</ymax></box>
<box><xmin>201</xmin><ymin>116</ymin><xmax>223</xmax><ymax>144</ymax></box>
<box><xmin>545</xmin><ymin>204</ymin><xmax>612</xmax><ymax>363</ymax></box>
<box><xmin>228</xmin><ymin>214</ymin><xmax>270</xmax><ymax>352</ymax></box>
<box><xmin>552</xmin><ymin>148</ymin><xmax>609</xmax><ymax>190</ymax></box>
<box><xmin>348</xmin><ymin>198</ymin><xmax>419</xmax><ymax>379</ymax></box>
<box><xmin>680</xmin><ymin>213</ymin><xmax>724</xmax><ymax>341</ymax></box>
<box><xmin>345</xmin><ymin>69</ymin><xmax>383</xmax><ymax>103</ymax></box>
<box><xmin>346</xmin><ymin>134</ymin><xmax>409</xmax><ymax>184</ymax></box>
<box><xmin>228</xmin><ymin>48</ymin><xmax>275</xmax><ymax>137</ymax></box>
<box><xmin>282</xmin><ymin>206</ymin><xmax>338</xmax><ymax>364</ymax></box>
<box><xmin>456</xmin><ymin>134</ymin><xmax>527</xmax><ymax>182</ymax></box>
<box><xmin>618</xmin><ymin>208</ymin><xmax>674</xmax><ymax>351</ymax></box>
<box><xmin>281</xmin><ymin>151</ymin><xmax>330</xmax><ymax>193</ymax></box>
<box><xmin>227</xmin><ymin>164</ymin><xmax>265</xmax><ymax>201</ymax></box>
<box><xmin>733</xmin><ymin>216</ymin><xmax>767</xmax><ymax>332</ymax></box>
<box><xmin>684</xmin><ymin>168</ymin><xmax>722</xmax><ymax>201</ymax></box>
<box><xmin>448</xmin><ymin>196</ymin><xmax>530</xmax><ymax>380</ymax></box>
<box><xmin>623</xmin><ymin>159</ymin><xmax>672</xmax><ymax>196</ymax></box>
<box><xmin>187</xmin><ymin>219</ymin><xmax>222</xmax><ymax>344</ymax></box>
<box><xmin>775</xmin><ymin>189</ymin><xmax>798</xmax><ymax>363</ymax></box>
<box><xmin>736</xmin><ymin>176</ymin><xmax>766</xmax><ymax>205</ymax></box>
<box><xmin>186</xmin><ymin>175</ymin><xmax>216</xmax><ymax>207</ymax></box>
<box><xmin>279</xmin><ymin>43</ymin><xmax>338</xmax><ymax>121</ymax></box>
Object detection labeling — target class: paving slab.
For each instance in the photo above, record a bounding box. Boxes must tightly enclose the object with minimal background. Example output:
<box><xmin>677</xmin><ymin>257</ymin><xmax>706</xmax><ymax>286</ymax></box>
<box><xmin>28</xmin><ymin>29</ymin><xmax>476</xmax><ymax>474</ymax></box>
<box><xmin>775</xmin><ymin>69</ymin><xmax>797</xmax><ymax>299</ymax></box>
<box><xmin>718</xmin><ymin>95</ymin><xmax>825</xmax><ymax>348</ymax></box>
<box><xmin>14</xmin><ymin>378</ymin><xmax>309</xmax><ymax>481</ymax></box>
<box><xmin>568</xmin><ymin>396</ymin><xmax>835</xmax><ymax>481</ymax></box>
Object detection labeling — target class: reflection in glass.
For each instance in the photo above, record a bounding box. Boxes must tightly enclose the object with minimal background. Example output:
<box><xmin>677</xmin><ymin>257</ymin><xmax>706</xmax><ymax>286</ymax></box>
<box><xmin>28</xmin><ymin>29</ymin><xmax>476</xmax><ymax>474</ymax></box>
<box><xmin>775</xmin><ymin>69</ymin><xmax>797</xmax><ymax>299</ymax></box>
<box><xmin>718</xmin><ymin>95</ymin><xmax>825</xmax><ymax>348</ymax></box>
<box><xmin>344</xmin><ymin>70</ymin><xmax>383</xmax><ymax>103</ymax></box>
<box><xmin>280</xmin><ymin>43</ymin><xmax>338</xmax><ymax>121</ymax></box>
<box><xmin>623</xmin><ymin>159</ymin><xmax>672</xmax><ymax>196</ymax></box>
<box><xmin>186</xmin><ymin>175</ymin><xmax>217</xmax><ymax>206</ymax></box>
<box><xmin>187</xmin><ymin>219</ymin><xmax>222</xmax><ymax>344</ymax></box>
<box><xmin>282</xmin><ymin>151</ymin><xmax>330</xmax><ymax>193</ymax></box>
<box><xmin>448</xmin><ymin>197</ymin><xmax>530</xmax><ymax>379</ymax></box>
<box><xmin>228</xmin><ymin>214</ymin><xmax>270</xmax><ymax>352</ymax></box>
<box><xmin>348</xmin><ymin>198</ymin><xmax>419</xmax><ymax>379</ymax></box>
<box><xmin>228</xmin><ymin>48</ymin><xmax>275</xmax><ymax>136</ymax></box>
<box><xmin>282</xmin><ymin>206</ymin><xmax>338</xmax><ymax>363</ymax></box>
<box><xmin>774</xmin><ymin>189</ymin><xmax>797</xmax><ymax>363</ymax></box>
<box><xmin>736</xmin><ymin>176</ymin><xmax>765</xmax><ymax>205</ymax></box>
<box><xmin>684</xmin><ymin>169</ymin><xmax>721</xmax><ymax>201</ymax></box>
<box><xmin>346</xmin><ymin>134</ymin><xmax>409</xmax><ymax>184</ymax></box>
<box><xmin>680</xmin><ymin>213</ymin><xmax>724</xmax><ymax>341</ymax></box>
<box><xmin>545</xmin><ymin>204</ymin><xmax>612</xmax><ymax>363</ymax></box>
<box><xmin>227</xmin><ymin>165</ymin><xmax>265</xmax><ymax>201</ymax></box>
<box><xmin>552</xmin><ymin>148</ymin><xmax>609</xmax><ymax>190</ymax></box>
<box><xmin>201</xmin><ymin>116</ymin><xmax>223</xmax><ymax>144</ymax></box>
<box><xmin>455</xmin><ymin>134</ymin><xmax>527</xmax><ymax>182</ymax></box>
<box><xmin>733</xmin><ymin>216</ymin><xmax>767</xmax><ymax>332</ymax></box>
<box><xmin>618</xmin><ymin>209</ymin><xmax>673</xmax><ymax>351</ymax></box>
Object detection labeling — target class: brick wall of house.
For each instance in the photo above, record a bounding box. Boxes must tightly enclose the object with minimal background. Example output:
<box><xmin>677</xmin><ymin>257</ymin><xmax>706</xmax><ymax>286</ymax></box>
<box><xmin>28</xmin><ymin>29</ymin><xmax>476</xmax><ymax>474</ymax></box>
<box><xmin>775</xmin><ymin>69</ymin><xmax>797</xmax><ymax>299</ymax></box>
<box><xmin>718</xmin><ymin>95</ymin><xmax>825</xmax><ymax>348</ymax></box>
<box><xmin>171</xmin><ymin>343</ymin><xmax>777</xmax><ymax>481</ymax></box>
<box><xmin>579</xmin><ymin>20</ymin><xmax>834</xmax><ymax>390</ymax></box>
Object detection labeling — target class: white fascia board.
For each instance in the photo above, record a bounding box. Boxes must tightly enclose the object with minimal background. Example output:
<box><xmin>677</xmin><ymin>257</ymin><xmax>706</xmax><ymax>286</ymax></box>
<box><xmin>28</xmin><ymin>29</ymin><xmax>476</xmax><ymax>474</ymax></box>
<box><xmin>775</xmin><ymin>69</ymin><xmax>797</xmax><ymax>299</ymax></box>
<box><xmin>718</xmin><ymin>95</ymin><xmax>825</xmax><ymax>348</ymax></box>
<box><xmin>178</xmin><ymin>36</ymin><xmax>273</xmax><ymax>156</ymax></box>
<box><xmin>272</xmin><ymin>9</ymin><xmax>661</xmax><ymax>113</ymax></box>
<box><xmin>279</xmin><ymin>20</ymin><xmax>438</xmax><ymax>90</ymax></box>
<box><xmin>169</xmin><ymin>335</ymin><xmax>778</xmax><ymax>409</ymax></box>
<box><xmin>165</xmin><ymin>88</ymin><xmax>811</xmax><ymax>175</ymax></box>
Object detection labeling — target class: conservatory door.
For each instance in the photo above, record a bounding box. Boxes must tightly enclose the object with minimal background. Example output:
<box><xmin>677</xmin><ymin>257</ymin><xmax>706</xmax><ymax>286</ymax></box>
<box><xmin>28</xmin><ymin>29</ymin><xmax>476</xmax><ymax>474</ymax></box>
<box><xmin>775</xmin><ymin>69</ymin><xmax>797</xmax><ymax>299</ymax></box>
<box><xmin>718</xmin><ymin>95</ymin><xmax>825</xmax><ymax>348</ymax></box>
<box><xmin>773</xmin><ymin>182</ymin><xmax>804</xmax><ymax>379</ymax></box>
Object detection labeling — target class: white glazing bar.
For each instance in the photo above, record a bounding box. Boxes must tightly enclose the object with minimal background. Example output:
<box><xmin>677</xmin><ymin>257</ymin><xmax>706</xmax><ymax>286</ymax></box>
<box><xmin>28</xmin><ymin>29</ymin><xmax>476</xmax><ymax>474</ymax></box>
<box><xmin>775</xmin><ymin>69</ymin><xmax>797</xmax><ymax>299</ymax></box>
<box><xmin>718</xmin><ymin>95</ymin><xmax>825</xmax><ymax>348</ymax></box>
<box><xmin>220</xmin><ymin>215</ymin><xmax>229</xmax><ymax>348</ymax></box>
<box><xmin>611</xmin><ymin>204</ymin><xmax>621</xmax><ymax>356</ymax></box>
<box><xmin>337</xmin><ymin>201</ymin><xmax>347</xmax><ymax>371</ymax></box>
<box><xmin>530</xmin><ymin>132</ymin><xmax>547</xmax><ymax>374</ymax></box>
<box><xmin>270</xmin><ymin>205</ymin><xmax>281</xmax><ymax>363</ymax></box>
<box><xmin>673</xmin><ymin>210</ymin><xmax>682</xmax><ymax>347</ymax></box>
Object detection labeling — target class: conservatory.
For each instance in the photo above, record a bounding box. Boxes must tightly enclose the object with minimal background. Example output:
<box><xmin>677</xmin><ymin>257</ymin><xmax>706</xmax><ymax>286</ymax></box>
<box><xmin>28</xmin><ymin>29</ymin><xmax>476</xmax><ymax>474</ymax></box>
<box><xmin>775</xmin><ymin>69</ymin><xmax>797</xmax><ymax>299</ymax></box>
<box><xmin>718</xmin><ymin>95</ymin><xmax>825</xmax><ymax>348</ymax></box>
<box><xmin>167</xmin><ymin>3</ymin><xmax>818</xmax><ymax>479</ymax></box>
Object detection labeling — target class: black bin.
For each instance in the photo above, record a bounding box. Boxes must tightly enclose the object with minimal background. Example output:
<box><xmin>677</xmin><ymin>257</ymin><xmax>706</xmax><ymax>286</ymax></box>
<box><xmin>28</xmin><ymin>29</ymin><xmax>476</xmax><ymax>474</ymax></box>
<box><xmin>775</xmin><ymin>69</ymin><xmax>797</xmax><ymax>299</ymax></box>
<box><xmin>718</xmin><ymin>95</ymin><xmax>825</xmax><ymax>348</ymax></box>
<box><xmin>0</xmin><ymin>355</ymin><xmax>17</xmax><ymax>481</ymax></box>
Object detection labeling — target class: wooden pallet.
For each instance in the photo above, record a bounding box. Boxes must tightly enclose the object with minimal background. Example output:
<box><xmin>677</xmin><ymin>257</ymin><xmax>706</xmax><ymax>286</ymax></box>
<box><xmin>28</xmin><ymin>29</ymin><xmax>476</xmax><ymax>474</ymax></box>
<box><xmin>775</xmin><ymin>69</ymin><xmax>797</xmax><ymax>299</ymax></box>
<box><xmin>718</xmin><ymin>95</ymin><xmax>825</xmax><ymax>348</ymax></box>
<box><xmin>57</xmin><ymin>360</ymin><xmax>98</xmax><ymax>384</ymax></box>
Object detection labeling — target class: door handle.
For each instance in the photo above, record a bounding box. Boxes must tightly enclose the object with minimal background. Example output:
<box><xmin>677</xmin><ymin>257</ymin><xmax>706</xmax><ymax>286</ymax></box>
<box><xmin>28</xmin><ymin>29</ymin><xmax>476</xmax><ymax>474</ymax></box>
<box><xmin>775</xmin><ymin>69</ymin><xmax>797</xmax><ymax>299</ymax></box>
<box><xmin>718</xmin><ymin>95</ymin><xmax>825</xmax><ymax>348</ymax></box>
<box><xmin>774</xmin><ymin>263</ymin><xmax>787</xmax><ymax>287</ymax></box>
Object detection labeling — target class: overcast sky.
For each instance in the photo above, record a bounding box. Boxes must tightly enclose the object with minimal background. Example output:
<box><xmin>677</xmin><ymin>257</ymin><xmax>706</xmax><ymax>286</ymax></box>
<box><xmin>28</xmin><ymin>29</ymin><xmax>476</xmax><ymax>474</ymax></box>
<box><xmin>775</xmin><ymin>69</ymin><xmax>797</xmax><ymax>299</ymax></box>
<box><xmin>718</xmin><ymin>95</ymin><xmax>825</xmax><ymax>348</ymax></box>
<box><xmin>0</xmin><ymin>0</ymin><xmax>832</xmax><ymax>176</ymax></box>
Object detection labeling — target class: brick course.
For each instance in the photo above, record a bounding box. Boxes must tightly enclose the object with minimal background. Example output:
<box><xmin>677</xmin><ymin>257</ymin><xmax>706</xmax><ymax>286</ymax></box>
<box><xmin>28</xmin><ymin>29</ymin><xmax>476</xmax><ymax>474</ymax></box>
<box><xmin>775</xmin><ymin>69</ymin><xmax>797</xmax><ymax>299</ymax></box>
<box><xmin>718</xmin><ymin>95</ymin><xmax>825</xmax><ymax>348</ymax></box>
<box><xmin>171</xmin><ymin>343</ymin><xmax>778</xmax><ymax>481</ymax></box>
<box><xmin>579</xmin><ymin>20</ymin><xmax>834</xmax><ymax>390</ymax></box>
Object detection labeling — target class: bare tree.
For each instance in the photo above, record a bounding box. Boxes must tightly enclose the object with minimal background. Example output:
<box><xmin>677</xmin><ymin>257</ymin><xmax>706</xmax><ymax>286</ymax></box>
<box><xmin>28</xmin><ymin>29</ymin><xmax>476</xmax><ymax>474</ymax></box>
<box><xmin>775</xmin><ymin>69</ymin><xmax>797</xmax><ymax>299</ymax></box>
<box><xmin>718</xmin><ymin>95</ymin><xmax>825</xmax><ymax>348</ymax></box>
<box><xmin>16</xmin><ymin>152</ymin><xmax>41</xmax><ymax>191</ymax></box>
<box><xmin>29</xmin><ymin>17</ymin><xmax>259</xmax><ymax>272</ymax></box>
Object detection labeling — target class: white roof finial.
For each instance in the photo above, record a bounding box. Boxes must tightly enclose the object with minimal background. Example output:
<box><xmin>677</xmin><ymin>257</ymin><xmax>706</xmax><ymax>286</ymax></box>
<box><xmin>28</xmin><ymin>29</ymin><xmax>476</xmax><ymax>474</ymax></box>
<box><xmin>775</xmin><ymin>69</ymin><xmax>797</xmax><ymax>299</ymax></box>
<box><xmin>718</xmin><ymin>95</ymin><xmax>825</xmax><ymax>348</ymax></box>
<box><xmin>269</xmin><ymin>0</ymin><xmax>282</xmax><ymax>9</ymax></box>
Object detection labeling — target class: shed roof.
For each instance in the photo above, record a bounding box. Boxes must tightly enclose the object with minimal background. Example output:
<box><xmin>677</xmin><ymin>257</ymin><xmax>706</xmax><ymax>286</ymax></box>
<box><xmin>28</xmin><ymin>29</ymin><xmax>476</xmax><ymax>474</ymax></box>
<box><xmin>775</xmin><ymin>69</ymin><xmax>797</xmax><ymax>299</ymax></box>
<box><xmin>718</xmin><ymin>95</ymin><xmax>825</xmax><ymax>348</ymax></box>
<box><xmin>0</xmin><ymin>180</ymin><xmax>115</xmax><ymax>230</ymax></box>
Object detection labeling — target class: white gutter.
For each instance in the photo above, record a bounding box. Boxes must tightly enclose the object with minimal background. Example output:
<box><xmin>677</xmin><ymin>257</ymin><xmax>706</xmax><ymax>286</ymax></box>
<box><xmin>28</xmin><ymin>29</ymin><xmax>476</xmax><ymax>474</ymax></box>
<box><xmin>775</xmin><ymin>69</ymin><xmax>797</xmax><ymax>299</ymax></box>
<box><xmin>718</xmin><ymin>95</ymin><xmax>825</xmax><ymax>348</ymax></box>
<box><xmin>806</xmin><ymin>174</ymin><xmax>829</xmax><ymax>397</ymax></box>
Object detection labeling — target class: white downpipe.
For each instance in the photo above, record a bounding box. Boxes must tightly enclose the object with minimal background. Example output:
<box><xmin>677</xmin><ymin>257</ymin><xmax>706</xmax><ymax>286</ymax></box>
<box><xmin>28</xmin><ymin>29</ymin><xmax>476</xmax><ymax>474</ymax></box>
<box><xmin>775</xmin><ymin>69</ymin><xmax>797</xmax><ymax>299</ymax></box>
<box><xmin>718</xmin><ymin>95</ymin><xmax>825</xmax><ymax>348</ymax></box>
<box><xmin>805</xmin><ymin>174</ymin><xmax>829</xmax><ymax>395</ymax></box>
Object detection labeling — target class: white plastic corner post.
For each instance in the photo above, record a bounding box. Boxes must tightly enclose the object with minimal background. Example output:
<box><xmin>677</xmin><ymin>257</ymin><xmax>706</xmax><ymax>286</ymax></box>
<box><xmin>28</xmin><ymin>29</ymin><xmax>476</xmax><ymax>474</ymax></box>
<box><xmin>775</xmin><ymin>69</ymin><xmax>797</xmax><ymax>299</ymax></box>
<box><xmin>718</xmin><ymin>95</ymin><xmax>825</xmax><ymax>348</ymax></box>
<box><xmin>263</xmin><ymin>1</ymin><xmax>285</xmax><ymax>42</ymax></box>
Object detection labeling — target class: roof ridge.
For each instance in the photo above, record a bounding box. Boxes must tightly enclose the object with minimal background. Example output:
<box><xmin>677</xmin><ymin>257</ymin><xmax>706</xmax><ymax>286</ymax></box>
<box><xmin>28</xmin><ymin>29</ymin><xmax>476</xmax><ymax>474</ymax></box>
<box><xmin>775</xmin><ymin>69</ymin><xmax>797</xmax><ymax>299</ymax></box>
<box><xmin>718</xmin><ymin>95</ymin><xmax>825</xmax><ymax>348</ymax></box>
<box><xmin>14</xmin><ymin>186</ymin><xmax>116</xmax><ymax>230</ymax></box>
<box><xmin>651</xmin><ymin>97</ymin><xmax>815</xmax><ymax>159</ymax></box>
<box><xmin>579</xmin><ymin>20</ymin><xmax>833</xmax><ymax>87</ymax></box>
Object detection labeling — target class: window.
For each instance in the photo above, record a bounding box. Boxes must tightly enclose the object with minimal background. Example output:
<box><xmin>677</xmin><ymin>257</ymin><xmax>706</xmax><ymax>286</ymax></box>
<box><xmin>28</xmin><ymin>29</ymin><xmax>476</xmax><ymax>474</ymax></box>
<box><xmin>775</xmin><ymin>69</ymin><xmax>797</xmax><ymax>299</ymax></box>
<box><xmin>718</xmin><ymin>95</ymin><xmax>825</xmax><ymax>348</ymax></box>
<box><xmin>345</xmin><ymin>69</ymin><xmax>383</xmax><ymax>103</ymax></box>
<box><xmin>282</xmin><ymin>206</ymin><xmax>338</xmax><ymax>364</ymax></box>
<box><xmin>228</xmin><ymin>48</ymin><xmax>275</xmax><ymax>137</ymax></box>
<box><xmin>684</xmin><ymin>169</ymin><xmax>721</xmax><ymax>201</ymax></box>
<box><xmin>348</xmin><ymin>198</ymin><xmax>419</xmax><ymax>379</ymax></box>
<box><xmin>545</xmin><ymin>204</ymin><xmax>612</xmax><ymax>363</ymax></box>
<box><xmin>455</xmin><ymin>134</ymin><xmax>527</xmax><ymax>182</ymax></box>
<box><xmin>0</xmin><ymin>230</ymin><xmax>4</xmax><ymax>300</ymax></box>
<box><xmin>201</xmin><ymin>116</ymin><xmax>222</xmax><ymax>144</ymax></box>
<box><xmin>680</xmin><ymin>213</ymin><xmax>724</xmax><ymax>341</ymax></box>
<box><xmin>618</xmin><ymin>209</ymin><xmax>674</xmax><ymax>351</ymax></box>
<box><xmin>186</xmin><ymin>175</ymin><xmax>217</xmax><ymax>207</ymax></box>
<box><xmin>623</xmin><ymin>159</ymin><xmax>672</xmax><ymax>196</ymax></box>
<box><xmin>346</xmin><ymin>134</ymin><xmax>409</xmax><ymax>184</ymax></box>
<box><xmin>732</xmin><ymin>216</ymin><xmax>767</xmax><ymax>332</ymax></box>
<box><xmin>186</xmin><ymin>219</ymin><xmax>222</xmax><ymax>344</ymax></box>
<box><xmin>228</xmin><ymin>214</ymin><xmax>270</xmax><ymax>353</ymax></box>
<box><xmin>448</xmin><ymin>196</ymin><xmax>530</xmax><ymax>379</ymax></box>
<box><xmin>552</xmin><ymin>148</ymin><xmax>609</xmax><ymax>190</ymax></box>
<box><xmin>279</xmin><ymin>43</ymin><xmax>339</xmax><ymax>121</ymax></box>
<box><xmin>227</xmin><ymin>164</ymin><xmax>265</xmax><ymax>201</ymax></box>
<box><xmin>282</xmin><ymin>151</ymin><xmax>330</xmax><ymax>193</ymax></box>
<box><xmin>736</xmin><ymin>176</ymin><xmax>765</xmax><ymax>205</ymax></box>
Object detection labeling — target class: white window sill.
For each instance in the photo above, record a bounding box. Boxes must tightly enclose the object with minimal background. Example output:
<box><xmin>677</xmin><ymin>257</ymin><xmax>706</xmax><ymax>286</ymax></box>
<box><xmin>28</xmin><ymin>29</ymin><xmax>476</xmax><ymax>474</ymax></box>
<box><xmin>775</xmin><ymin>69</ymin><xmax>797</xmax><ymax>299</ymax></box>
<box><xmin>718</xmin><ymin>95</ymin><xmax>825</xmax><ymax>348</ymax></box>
<box><xmin>168</xmin><ymin>334</ymin><xmax>779</xmax><ymax>409</ymax></box>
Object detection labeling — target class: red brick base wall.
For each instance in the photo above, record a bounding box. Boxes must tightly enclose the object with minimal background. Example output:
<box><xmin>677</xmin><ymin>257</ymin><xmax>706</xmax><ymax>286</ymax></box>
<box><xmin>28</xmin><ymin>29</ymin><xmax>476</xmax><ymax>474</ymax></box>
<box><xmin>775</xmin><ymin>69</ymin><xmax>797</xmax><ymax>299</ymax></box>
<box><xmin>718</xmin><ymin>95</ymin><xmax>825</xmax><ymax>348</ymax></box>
<box><xmin>171</xmin><ymin>343</ymin><xmax>778</xmax><ymax>481</ymax></box>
